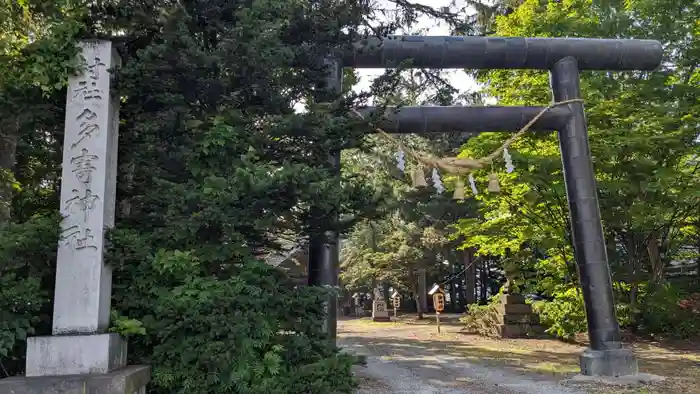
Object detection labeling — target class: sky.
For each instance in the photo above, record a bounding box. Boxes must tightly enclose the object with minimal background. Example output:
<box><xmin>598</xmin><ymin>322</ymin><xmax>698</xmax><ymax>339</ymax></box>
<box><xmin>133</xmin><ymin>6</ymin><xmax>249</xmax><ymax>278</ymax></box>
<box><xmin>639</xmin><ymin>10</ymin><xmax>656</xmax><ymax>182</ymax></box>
<box><xmin>351</xmin><ymin>0</ymin><xmax>477</xmax><ymax>98</ymax></box>
<box><xmin>295</xmin><ymin>0</ymin><xmax>478</xmax><ymax>112</ymax></box>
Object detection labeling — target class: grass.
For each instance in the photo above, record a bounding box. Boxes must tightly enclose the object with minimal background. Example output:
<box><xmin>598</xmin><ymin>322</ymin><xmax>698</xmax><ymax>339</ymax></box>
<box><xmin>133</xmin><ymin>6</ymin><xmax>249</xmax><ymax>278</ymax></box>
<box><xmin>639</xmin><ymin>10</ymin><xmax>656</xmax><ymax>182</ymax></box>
<box><xmin>339</xmin><ymin>316</ymin><xmax>700</xmax><ymax>394</ymax></box>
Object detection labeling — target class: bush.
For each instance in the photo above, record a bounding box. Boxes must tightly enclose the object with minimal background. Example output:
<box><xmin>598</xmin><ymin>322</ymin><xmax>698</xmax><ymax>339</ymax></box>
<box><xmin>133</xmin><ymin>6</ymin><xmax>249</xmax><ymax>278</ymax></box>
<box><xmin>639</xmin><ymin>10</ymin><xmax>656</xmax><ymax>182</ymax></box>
<box><xmin>638</xmin><ymin>283</ymin><xmax>700</xmax><ymax>339</ymax></box>
<box><xmin>110</xmin><ymin>240</ymin><xmax>357</xmax><ymax>394</ymax></box>
<box><xmin>533</xmin><ymin>287</ymin><xmax>587</xmax><ymax>340</ymax></box>
<box><xmin>459</xmin><ymin>302</ymin><xmax>494</xmax><ymax>334</ymax></box>
<box><xmin>0</xmin><ymin>214</ymin><xmax>60</xmax><ymax>377</ymax></box>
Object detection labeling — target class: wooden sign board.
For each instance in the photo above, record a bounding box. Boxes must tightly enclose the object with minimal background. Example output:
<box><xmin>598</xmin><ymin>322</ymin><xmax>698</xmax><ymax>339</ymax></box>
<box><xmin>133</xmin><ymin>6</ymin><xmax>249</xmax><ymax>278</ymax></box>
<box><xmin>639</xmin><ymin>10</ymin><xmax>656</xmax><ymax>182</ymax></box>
<box><xmin>432</xmin><ymin>291</ymin><xmax>445</xmax><ymax>312</ymax></box>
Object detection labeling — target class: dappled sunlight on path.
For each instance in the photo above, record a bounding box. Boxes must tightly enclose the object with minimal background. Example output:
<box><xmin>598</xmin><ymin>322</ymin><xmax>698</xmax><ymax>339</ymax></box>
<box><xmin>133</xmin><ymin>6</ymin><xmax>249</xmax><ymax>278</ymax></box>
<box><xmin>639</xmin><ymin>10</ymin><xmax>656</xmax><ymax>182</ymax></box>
<box><xmin>340</xmin><ymin>317</ymin><xmax>700</xmax><ymax>394</ymax></box>
<box><xmin>341</xmin><ymin>318</ymin><xmax>584</xmax><ymax>394</ymax></box>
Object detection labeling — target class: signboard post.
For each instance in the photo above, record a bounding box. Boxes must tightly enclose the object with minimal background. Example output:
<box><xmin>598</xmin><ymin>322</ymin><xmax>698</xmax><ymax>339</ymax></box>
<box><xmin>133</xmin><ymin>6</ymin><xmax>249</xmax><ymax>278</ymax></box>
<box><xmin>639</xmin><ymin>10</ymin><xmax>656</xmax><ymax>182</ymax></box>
<box><xmin>429</xmin><ymin>285</ymin><xmax>445</xmax><ymax>334</ymax></box>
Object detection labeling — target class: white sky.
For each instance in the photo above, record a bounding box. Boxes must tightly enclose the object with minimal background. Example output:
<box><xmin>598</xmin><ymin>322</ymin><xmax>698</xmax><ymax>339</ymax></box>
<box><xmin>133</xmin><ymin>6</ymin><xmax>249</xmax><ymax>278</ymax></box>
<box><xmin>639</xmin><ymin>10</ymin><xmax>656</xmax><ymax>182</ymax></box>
<box><xmin>295</xmin><ymin>0</ymin><xmax>479</xmax><ymax>112</ymax></box>
<box><xmin>352</xmin><ymin>0</ymin><xmax>477</xmax><ymax>97</ymax></box>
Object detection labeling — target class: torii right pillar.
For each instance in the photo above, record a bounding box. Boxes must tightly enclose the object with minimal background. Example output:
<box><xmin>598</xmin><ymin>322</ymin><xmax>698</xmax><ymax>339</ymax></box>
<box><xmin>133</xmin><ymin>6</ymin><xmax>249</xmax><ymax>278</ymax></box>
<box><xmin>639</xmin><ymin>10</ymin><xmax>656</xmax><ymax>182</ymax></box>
<box><xmin>549</xmin><ymin>56</ymin><xmax>639</xmax><ymax>376</ymax></box>
<box><xmin>344</xmin><ymin>36</ymin><xmax>663</xmax><ymax>377</ymax></box>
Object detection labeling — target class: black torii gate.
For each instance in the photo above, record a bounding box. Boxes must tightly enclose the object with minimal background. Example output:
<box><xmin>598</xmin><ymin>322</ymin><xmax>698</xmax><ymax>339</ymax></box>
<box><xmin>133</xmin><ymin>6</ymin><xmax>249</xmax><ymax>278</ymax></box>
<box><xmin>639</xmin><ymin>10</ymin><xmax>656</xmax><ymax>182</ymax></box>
<box><xmin>308</xmin><ymin>36</ymin><xmax>662</xmax><ymax>377</ymax></box>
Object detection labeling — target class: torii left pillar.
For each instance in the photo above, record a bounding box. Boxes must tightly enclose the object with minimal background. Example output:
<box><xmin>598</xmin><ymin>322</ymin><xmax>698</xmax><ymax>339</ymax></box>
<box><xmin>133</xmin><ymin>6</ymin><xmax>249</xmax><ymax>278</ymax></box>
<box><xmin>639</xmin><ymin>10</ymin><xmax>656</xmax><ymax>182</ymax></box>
<box><xmin>0</xmin><ymin>40</ymin><xmax>150</xmax><ymax>394</ymax></box>
<box><xmin>307</xmin><ymin>57</ymin><xmax>343</xmax><ymax>341</ymax></box>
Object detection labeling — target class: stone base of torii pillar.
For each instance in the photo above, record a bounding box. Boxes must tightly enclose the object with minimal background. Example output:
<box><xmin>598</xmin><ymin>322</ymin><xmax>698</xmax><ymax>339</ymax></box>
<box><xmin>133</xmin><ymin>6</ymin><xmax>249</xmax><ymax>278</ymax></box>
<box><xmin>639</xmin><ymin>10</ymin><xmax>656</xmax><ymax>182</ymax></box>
<box><xmin>0</xmin><ymin>40</ymin><xmax>149</xmax><ymax>393</ymax></box>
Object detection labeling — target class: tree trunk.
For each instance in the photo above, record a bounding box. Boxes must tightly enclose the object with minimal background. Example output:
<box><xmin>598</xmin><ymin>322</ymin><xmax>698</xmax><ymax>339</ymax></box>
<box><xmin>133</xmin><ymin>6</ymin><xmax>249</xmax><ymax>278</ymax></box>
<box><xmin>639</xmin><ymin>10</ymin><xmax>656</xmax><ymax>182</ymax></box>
<box><xmin>647</xmin><ymin>233</ymin><xmax>665</xmax><ymax>286</ymax></box>
<box><xmin>457</xmin><ymin>273</ymin><xmax>466</xmax><ymax>309</ymax></box>
<box><xmin>480</xmin><ymin>259</ymin><xmax>488</xmax><ymax>303</ymax></box>
<box><xmin>448</xmin><ymin>258</ymin><xmax>457</xmax><ymax>312</ymax></box>
<box><xmin>412</xmin><ymin>270</ymin><xmax>424</xmax><ymax>319</ymax></box>
<box><xmin>626</xmin><ymin>234</ymin><xmax>639</xmax><ymax>311</ymax></box>
<box><xmin>0</xmin><ymin>121</ymin><xmax>19</xmax><ymax>226</ymax></box>
<box><xmin>464</xmin><ymin>248</ymin><xmax>476</xmax><ymax>310</ymax></box>
<box><xmin>695</xmin><ymin>208</ymin><xmax>700</xmax><ymax>277</ymax></box>
<box><xmin>696</xmin><ymin>218</ymin><xmax>700</xmax><ymax>277</ymax></box>
<box><xmin>417</xmin><ymin>267</ymin><xmax>427</xmax><ymax>319</ymax></box>
<box><xmin>118</xmin><ymin>160</ymin><xmax>136</xmax><ymax>217</ymax></box>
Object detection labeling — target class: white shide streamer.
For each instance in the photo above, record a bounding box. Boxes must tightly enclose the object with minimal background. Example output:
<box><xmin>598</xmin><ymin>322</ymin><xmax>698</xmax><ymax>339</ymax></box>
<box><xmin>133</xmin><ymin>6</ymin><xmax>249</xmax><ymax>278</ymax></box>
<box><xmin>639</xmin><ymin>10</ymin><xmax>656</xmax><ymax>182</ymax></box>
<box><xmin>468</xmin><ymin>173</ymin><xmax>478</xmax><ymax>195</ymax></box>
<box><xmin>431</xmin><ymin>168</ymin><xmax>445</xmax><ymax>194</ymax></box>
<box><xmin>503</xmin><ymin>148</ymin><xmax>514</xmax><ymax>174</ymax></box>
<box><xmin>395</xmin><ymin>149</ymin><xmax>406</xmax><ymax>173</ymax></box>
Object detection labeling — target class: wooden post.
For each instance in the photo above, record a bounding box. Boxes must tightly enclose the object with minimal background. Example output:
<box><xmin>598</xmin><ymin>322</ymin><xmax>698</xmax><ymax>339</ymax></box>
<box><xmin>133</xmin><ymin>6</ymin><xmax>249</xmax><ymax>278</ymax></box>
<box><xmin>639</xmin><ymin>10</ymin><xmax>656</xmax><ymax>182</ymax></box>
<box><xmin>430</xmin><ymin>286</ymin><xmax>445</xmax><ymax>335</ymax></box>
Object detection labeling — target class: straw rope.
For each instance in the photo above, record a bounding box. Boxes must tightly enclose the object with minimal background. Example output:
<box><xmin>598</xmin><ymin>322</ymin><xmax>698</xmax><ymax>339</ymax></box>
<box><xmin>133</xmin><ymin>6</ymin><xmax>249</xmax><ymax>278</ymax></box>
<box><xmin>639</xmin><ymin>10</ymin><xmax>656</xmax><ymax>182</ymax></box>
<box><xmin>351</xmin><ymin>99</ymin><xmax>583</xmax><ymax>175</ymax></box>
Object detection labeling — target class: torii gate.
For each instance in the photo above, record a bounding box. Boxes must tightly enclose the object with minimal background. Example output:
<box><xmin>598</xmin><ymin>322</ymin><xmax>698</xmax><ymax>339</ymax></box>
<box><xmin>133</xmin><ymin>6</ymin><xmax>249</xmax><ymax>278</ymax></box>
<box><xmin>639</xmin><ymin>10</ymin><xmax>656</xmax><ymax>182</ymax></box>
<box><xmin>308</xmin><ymin>36</ymin><xmax>662</xmax><ymax>377</ymax></box>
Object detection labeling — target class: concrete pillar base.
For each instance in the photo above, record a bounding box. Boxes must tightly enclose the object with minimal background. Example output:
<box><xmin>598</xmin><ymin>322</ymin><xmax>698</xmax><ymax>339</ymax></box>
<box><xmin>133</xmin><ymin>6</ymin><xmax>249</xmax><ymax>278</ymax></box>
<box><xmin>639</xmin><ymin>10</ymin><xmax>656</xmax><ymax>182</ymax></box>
<box><xmin>25</xmin><ymin>333</ymin><xmax>126</xmax><ymax>377</ymax></box>
<box><xmin>579</xmin><ymin>347</ymin><xmax>639</xmax><ymax>377</ymax></box>
<box><xmin>0</xmin><ymin>365</ymin><xmax>150</xmax><ymax>394</ymax></box>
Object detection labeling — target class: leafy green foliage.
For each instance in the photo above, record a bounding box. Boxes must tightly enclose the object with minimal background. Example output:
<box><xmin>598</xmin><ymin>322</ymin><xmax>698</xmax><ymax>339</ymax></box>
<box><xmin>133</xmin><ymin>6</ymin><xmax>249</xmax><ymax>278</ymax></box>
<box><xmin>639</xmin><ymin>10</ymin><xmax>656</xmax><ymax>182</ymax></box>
<box><xmin>127</xmin><ymin>253</ymin><xmax>356</xmax><ymax>394</ymax></box>
<box><xmin>108</xmin><ymin>310</ymin><xmax>146</xmax><ymax>338</ymax></box>
<box><xmin>638</xmin><ymin>283</ymin><xmax>700</xmax><ymax>339</ymax></box>
<box><xmin>2</xmin><ymin>0</ymin><xmax>700</xmax><ymax>388</ymax></box>
<box><xmin>459</xmin><ymin>294</ymin><xmax>508</xmax><ymax>337</ymax></box>
<box><xmin>340</xmin><ymin>66</ymin><xmax>482</xmax><ymax>297</ymax></box>
<box><xmin>0</xmin><ymin>213</ymin><xmax>59</xmax><ymax>376</ymax></box>
<box><xmin>0</xmin><ymin>1</ymin><xmax>84</xmax><ymax>226</ymax></box>
<box><xmin>454</xmin><ymin>0</ymin><xmax>700</xmax><ymax>340</ymax></box>
<box><xmin>1</xmin><ymin>0</ymin><xmax>442</xmax><ymax>390</ymax></box>
<box><xmin>95</xmin><ymin>0</ymin><xmax>380</xmax><ymax>391</ymax></box>
<box><xmin>531</xmin><ymin>289</ymin><xmax>586</xmax><ymax>341</ymax></box>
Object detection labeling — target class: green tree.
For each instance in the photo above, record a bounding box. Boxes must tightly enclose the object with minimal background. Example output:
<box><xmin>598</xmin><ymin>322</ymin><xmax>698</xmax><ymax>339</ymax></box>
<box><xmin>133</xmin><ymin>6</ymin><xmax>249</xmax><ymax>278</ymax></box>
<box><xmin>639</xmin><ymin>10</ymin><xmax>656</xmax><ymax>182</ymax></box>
<box><xmin>340</xmin><ymin>64</ymin><xmax>482</xmax><ymax>314</ymax></box>
<box><xmin>454</xmin><ymin>0</ymin><xmax>700</xmax><ymax>338</ymax></box>
<box><xmin>0</xmin><ymin>0</ymin><xmax>84</xmax><ymax>377</ymax></box>
<box><xmin>0</xmin><ymin>0</ymin><xmax>83</xmax><ymax>225</ymax></box>
<box><xmin>0</xmin><ymin>0</ymin><xmax>455</xmax><ymax>390</ymax></box>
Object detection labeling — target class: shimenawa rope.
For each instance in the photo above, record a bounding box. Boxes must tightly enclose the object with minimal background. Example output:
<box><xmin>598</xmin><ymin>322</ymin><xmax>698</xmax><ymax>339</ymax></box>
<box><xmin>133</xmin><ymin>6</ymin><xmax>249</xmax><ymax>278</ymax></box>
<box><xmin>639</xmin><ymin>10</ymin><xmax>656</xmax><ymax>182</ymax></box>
<box><xmin>351</xmin><ymin>99</ymin><xmax>583</xmax><ymax>175</ymax></box>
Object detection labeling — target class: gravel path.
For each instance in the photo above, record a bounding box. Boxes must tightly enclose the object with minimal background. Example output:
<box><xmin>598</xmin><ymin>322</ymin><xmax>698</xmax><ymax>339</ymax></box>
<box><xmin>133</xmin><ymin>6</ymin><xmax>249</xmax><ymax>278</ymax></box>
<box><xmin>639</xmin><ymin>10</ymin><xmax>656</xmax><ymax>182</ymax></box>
<box><xmin>339</xmin><ymin>320</ymin><xmax>586</xmax><ymax>394</ymax></box>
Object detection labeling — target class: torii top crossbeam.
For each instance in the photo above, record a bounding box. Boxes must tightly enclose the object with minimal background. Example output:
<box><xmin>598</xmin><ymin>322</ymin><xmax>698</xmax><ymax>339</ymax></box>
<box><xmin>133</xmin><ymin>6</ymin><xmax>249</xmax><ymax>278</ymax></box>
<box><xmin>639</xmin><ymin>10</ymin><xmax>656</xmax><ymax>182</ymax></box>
<box><xmin>340</xmin><ymin>36</ymin><xmax>663</xmax><ymax>70</ymax></box>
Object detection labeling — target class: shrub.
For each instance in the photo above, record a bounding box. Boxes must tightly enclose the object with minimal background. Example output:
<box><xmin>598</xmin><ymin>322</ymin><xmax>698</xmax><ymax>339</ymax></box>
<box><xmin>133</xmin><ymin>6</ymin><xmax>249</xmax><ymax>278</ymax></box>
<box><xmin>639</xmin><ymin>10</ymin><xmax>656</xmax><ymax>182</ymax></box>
<box><xmin>533</xmin><ymin>287</ymin><xmax>587</xmax><ymax>340</ymax></box>
<box><xmin>0</xmin><ymin>214</ymin><xmax>60</xmax><ymax>377</ymax></box>
<box><xmin>459</xmin><ymin>302</ymin><xmax>493</xmax><ymax>334</ymax></box>
<box><xmin>110</xmin><ymin>241</ymin><xmax>357</xmax><ymax>394</ymax></box>
<box><xmin>638</xmin><ymin>283</ymin><xmax>700</xmax><ymax>339</ymax></box>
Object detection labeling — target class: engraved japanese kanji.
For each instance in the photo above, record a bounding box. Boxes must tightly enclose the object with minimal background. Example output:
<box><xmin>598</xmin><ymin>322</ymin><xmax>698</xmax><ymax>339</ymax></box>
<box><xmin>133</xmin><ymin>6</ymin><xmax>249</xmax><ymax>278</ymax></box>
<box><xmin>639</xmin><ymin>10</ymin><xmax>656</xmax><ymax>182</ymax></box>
<box><xmin>64</xmin><ymin>188</ymin><xmax>100</xmax><ymax>222</ymax></box>
<box><xmin>72</xmin><ymin>56</ymin><xmax>106</xmax><ymax>101</ymax></box>
<box><xmin>70</xmin><ymin>148</ymin><xmax>99</xmax><ymax>185</ymax></box>
<box><xmin>60</xmin><ymin>225</ymin><xmax>98</xmax><ymax>251</ymax></box>
<box><xmin>71</xmin><ymin>109</ymin><xmax>100</xmax><ymax>148</ymax></box>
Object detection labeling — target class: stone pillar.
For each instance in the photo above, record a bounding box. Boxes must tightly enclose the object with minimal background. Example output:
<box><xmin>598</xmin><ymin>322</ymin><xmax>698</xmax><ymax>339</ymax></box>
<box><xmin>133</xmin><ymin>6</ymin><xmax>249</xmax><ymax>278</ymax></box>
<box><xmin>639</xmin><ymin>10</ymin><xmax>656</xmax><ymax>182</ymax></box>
<box><xmin>0</xmin><ymin>40</ymin><xmax>150</xmax><ymax>393</ymax></box>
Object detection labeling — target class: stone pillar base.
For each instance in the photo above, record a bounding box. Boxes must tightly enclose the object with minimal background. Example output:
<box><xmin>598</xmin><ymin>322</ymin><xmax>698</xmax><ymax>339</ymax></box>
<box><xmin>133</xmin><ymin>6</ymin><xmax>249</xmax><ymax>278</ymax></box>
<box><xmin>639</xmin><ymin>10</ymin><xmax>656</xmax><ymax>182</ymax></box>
<box><xmin>0</xmin><ymin>365</ymin><xmax>150</xmax><ymax>394</ymax></box>
<box><xmin>25</xmin><ymin>333</ymin><xmax>126</xmax><ymax>377</ymax></box>
<box><xmin>580</xmin><ymin>347</ymin><xmax>639</xmax><ymax>377</ymax></box>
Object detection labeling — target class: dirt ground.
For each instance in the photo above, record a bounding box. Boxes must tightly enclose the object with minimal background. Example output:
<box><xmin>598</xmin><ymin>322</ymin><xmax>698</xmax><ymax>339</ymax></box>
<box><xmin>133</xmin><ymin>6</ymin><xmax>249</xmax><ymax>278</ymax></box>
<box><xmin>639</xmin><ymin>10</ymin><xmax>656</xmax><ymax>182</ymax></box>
<box><xmin>340</xmin><ymin>315</ymin><xmax>700</xmax><ymax>394</ymax></box>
